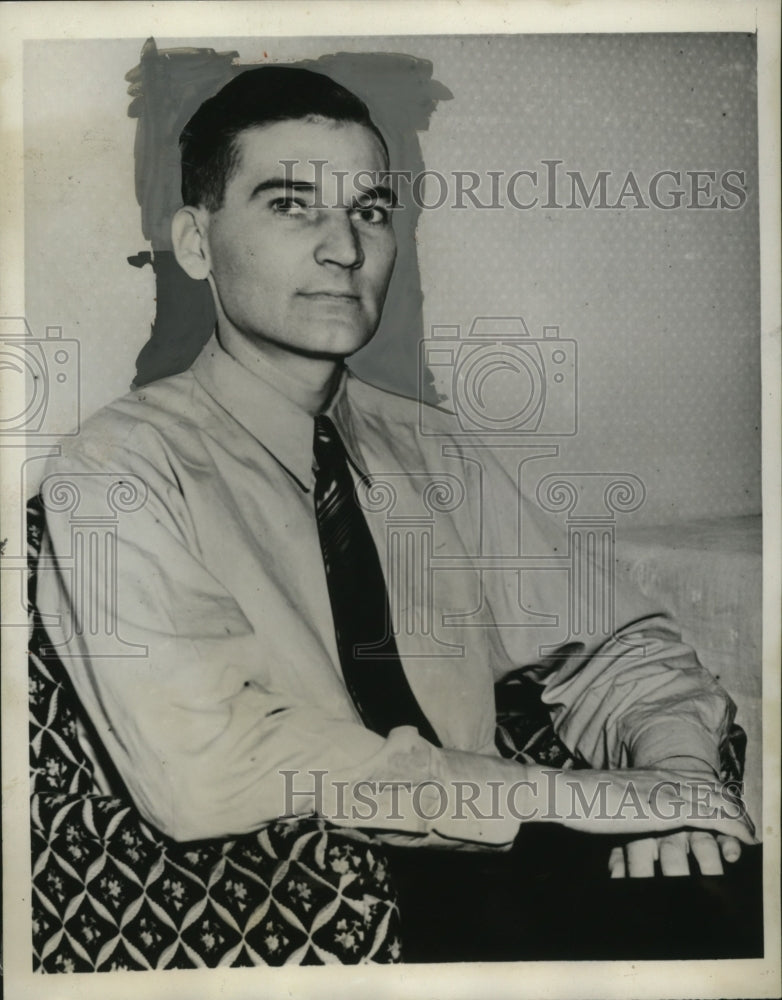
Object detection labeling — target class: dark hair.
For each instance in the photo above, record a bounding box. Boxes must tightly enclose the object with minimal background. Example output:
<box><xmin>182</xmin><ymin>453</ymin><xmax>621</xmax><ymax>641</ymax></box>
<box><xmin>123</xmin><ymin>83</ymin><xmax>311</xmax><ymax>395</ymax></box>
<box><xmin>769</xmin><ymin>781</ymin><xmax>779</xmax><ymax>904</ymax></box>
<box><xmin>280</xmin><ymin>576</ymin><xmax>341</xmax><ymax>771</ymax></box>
<box><xmin>179</xmin><ymin>65</ymin><xmax>388</xmax><ymax>211</ymax></box>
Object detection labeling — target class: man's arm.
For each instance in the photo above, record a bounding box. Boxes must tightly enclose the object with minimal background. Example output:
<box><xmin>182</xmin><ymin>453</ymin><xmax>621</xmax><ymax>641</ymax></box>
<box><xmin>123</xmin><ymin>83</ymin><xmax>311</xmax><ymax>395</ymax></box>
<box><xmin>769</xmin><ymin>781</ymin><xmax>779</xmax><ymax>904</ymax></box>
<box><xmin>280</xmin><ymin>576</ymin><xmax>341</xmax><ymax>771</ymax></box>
<box><xmin>472</xmin><ymin>450</ymin><xmax>754</xmax><ymax>871</ymax></box>
<box><xmin>473</xmin><ymin>451</ymin><xmax>735</xmax><ymax>771</ymax></box>
<box><xmin>36</xmin><ymin>433</ymin><xmax>754</xmax><ymax>855</ymax></box>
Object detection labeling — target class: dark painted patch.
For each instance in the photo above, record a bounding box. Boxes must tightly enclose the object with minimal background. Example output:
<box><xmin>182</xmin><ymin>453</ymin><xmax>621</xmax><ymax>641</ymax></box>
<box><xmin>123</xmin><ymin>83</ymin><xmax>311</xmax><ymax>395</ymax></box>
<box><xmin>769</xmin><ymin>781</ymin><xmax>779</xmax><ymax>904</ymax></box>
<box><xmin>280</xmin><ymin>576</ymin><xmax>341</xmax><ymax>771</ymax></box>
<box><xmin>125</xmin><ymin>38</ymin><xmax>452</xmax><ymax>401</ymax></box>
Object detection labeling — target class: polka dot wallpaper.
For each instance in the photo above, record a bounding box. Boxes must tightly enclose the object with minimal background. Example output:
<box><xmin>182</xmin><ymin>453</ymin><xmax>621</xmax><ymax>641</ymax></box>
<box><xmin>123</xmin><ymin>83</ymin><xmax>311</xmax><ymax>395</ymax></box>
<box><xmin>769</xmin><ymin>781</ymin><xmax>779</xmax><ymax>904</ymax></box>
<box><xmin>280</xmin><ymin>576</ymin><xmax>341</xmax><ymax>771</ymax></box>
<box><xmin>24</xmin><ymin>33</ymin><xmax>760</xmax><ymax>525</ymax></box>
<box><xmin>410</xmin><ymin>33</ymin><xmax>760</xmax><ymax>527</ymax></box>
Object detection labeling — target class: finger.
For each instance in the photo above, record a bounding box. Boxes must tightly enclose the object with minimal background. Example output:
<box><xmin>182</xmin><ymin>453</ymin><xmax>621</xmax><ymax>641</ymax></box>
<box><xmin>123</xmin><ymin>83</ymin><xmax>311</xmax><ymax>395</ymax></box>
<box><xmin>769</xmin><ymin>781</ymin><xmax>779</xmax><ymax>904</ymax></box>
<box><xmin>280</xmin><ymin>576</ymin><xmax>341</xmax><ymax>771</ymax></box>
<box><xmin>608</xmin><ymin>844</ymin><xmax>626</xmax><ymax>878</ymax></box>
<box><xmin>626</xmin><ymin>837</ymin><xmax>658</xmax><ymax>878</ymax></box>
<box><xmin>658</xmin><ymin>831</ymin><xmax>691</xmax><ymax>877</ymax></box>
<box><xmin>689</xmin><ymin>830</ymin><xmax>724</xmax><ymax>875</ymax></box>
<box><xmin>718</xmin><ymin>834</ymin><xmax>742</xmax><ymax>864</ymax></box>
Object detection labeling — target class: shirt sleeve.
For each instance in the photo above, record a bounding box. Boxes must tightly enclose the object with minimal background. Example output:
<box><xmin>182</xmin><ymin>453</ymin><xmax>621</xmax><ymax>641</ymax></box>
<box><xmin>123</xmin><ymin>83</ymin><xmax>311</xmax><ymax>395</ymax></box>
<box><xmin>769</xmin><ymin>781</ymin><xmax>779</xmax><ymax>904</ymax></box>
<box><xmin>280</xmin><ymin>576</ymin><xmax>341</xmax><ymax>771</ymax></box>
<box><xmin>36</xmin><ymin>421</ymin><xmax>735</xmax><ymax>850</ymax></box>
<box><xmin>475</xmin><ymin>449</ymin><xmax>735</xmax><ymax>778</ymax></box>
<box><xmin>35</xmin><ymin>432</ymin><xmax>527</xmax><ymax>847</ymax></box>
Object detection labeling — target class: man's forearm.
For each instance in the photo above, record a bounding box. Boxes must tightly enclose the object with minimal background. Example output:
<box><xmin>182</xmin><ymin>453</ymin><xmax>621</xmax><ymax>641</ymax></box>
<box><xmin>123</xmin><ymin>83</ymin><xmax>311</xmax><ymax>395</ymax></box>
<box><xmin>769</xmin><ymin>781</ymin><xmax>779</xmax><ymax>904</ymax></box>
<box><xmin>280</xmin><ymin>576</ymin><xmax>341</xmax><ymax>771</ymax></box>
<box><xmin>322</xmin><ymin>727</ymin><xmax>755</xmax><ymax>851</ymax></box>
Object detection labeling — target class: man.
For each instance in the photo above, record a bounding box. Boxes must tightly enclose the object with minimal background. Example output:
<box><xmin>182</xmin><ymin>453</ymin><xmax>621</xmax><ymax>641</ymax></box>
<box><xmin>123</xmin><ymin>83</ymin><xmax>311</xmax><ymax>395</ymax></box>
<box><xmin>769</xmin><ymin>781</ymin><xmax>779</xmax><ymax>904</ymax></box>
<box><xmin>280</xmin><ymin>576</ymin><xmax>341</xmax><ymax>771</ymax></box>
<box><xmin>35</xmin><ymin>66</ymin><xmax>757</xmax><ymax>964</ymax></box>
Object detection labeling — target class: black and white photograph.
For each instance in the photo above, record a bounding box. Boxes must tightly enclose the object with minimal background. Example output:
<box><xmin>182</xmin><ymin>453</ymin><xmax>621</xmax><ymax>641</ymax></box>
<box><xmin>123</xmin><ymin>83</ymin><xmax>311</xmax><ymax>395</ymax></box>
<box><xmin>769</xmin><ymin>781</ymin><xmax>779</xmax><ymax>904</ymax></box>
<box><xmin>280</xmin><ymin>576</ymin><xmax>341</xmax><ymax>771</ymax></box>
<box><xmin>1</xmin><ymin>2</ymin><xmax>780</xmax><ymax>998</ymax></box>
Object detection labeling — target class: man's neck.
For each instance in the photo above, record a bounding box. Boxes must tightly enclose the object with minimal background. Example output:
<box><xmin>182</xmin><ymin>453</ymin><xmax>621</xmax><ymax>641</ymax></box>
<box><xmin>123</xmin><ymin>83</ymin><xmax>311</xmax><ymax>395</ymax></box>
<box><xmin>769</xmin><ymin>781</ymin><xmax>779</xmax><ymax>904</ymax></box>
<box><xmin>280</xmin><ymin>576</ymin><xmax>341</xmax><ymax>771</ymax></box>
<box><xmin>217</xmin><ymin>324</ymin><xmax>343</xmax><ymax>416</ymax></box>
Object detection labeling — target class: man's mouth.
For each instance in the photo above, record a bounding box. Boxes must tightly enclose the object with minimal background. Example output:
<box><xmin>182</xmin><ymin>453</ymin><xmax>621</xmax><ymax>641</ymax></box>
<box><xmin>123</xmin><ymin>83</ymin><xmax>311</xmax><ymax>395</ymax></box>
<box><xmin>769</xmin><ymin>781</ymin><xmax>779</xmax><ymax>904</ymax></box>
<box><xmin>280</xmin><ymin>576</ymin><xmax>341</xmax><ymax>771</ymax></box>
<box><xmin>299</xmin><ymin>291</ymin><xmax>360</xmax><ymax>301</ymax></box>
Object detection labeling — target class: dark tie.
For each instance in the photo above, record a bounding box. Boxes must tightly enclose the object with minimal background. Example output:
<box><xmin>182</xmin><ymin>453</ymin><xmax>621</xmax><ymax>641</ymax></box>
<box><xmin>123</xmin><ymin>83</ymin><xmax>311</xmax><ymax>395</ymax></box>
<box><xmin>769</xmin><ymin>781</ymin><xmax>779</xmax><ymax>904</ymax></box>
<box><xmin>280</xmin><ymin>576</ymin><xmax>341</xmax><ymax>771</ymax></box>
<box><xmin>313</xmin><ymin>414</ymin><xmax>441</xmax><ymax>746</ymax></box>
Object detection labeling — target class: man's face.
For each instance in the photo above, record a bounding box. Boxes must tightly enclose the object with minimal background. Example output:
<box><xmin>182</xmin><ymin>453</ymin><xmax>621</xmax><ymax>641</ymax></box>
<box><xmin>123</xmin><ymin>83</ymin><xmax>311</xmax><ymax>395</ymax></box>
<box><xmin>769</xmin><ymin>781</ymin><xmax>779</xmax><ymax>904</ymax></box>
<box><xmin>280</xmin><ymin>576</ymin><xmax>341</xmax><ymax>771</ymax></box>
<box><xmin>202</xmin><ymin>118</ymin><xmax>397</xmax><ymax>361</ymax></box>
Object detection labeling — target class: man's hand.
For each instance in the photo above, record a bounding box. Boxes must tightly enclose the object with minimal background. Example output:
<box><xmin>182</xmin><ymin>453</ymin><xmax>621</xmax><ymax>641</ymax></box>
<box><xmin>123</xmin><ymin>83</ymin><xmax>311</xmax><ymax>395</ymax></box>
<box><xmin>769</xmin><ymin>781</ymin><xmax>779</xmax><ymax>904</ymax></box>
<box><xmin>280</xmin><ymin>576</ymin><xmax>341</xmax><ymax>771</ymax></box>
<box><xmin>608</xmin><ymin>830</ymin><xmax>743</xmax><ymax>878</ymax></box>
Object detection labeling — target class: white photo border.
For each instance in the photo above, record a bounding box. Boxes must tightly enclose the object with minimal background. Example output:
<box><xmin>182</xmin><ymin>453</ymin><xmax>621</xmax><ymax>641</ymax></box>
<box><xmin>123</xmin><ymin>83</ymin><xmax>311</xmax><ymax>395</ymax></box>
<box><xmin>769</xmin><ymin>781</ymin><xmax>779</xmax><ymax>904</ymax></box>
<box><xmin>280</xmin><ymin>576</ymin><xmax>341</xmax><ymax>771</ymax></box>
<box><xmin>1</xmin><ymin>2</ymin><xmax>780</xmax><ymax>998</ymax></box>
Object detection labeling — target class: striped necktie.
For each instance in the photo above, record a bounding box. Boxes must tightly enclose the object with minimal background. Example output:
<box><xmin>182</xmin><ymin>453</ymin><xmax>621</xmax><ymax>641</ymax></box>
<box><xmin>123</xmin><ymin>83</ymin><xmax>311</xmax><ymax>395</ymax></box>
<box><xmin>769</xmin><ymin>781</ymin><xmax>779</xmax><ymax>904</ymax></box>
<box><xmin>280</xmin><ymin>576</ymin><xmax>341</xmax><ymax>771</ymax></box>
<box><xmin>313</xmin><ymin>414</ymin><xmax>441</xmax><ymax>746</ymax></box>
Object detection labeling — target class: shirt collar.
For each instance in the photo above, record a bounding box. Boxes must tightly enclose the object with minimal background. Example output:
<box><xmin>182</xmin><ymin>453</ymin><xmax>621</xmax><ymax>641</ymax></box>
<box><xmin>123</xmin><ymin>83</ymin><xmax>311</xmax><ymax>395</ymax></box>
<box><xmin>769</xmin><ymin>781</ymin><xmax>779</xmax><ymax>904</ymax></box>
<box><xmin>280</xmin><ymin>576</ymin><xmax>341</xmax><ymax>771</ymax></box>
<box><xmin>191</xmin><ymin>332</ymin><xmax>368</xmax><ymax>490</ymax></box>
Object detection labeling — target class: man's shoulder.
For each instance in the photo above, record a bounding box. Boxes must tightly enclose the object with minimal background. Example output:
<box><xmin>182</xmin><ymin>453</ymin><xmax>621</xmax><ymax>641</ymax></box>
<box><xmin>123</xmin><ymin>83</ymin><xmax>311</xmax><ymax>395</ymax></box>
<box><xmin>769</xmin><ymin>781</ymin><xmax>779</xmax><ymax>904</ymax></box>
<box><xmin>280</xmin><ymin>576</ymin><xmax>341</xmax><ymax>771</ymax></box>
<box><xmin>345</xmin><ymin>371</ymin><xmax>458</xmax><ymax>437</ymax></box>
<box><xmin>49</xmin><ymin>369</ymin><xmax>206</xmax><ymax>470</ymax></box>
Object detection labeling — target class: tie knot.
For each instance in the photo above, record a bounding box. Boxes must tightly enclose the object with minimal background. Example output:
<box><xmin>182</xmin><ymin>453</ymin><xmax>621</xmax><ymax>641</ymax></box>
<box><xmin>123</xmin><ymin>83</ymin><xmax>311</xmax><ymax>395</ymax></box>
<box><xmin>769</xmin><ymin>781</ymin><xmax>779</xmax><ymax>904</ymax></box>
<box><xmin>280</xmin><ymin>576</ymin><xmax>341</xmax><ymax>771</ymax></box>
<box><xmin>314</xmin><ymin>413</ymin><xmax>336</xmax><ymax>442</ymax></box>
<box><xmin>313</xmin><ymin>414</ymin><xmax>344</xmax><ymax>473</ymax></box>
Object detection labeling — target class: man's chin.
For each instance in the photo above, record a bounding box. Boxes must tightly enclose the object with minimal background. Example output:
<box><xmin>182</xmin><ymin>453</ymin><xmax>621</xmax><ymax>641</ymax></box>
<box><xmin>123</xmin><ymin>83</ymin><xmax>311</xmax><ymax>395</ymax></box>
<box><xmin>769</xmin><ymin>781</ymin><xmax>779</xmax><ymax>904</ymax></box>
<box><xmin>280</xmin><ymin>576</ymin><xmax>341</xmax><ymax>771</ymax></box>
<box><xmin>286</xmin><ymin>323</ymin><xmax>379</xmax><ymax>361</ymax></box>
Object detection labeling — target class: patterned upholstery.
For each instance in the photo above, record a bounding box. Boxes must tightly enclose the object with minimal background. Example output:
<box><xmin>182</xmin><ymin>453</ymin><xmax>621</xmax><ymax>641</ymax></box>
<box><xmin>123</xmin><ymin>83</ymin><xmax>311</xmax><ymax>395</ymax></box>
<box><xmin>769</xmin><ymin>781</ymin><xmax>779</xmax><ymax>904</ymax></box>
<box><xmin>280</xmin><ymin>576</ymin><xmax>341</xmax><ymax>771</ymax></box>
<box><xmin>28</xmin><ymin>496</ymin><xmax>401</xmax><ymax>970</ymax></box>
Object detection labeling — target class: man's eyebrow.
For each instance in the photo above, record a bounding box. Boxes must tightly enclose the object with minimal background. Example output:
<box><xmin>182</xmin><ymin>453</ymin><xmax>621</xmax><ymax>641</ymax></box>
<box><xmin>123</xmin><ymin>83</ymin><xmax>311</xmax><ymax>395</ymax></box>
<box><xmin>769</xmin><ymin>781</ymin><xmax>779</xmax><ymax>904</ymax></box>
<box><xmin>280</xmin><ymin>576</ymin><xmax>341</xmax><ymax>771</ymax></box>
<box><xmin>249</xmin><ymin>177</ymin><xmax>398</xmax><ymax>208</ymax></box>
<box><xmin>250</xmin><ymin>178</ymin><xmax>317</xmax><ymax>199</ymax></box>
<box><xmin>354</xmin><ymin>184</ymin><xmax>398</xmax><ymax>208</ymax></box>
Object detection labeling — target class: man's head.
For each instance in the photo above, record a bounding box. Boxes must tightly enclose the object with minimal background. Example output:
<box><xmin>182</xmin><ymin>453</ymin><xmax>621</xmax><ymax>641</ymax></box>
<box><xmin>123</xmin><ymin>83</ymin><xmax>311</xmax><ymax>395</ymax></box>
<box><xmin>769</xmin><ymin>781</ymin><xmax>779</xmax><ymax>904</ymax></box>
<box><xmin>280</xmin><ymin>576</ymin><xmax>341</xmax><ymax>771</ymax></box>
<box><xmin>172</xmin><ymin>66</ymin><xmax>397</xmax><ymax>371</ymax></box>
<box><xmin>179</xmin><ymin>66</ymin><xmax>389</xmax><ymax>213</ymax></box>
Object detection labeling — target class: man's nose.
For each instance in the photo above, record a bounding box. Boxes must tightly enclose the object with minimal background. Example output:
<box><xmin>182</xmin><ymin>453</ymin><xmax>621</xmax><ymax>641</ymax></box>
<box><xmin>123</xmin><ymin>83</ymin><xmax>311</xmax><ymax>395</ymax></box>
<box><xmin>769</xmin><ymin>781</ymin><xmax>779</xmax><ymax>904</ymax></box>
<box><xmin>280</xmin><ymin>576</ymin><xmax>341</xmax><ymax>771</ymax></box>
<box><xmin>314</xmin><ymin>211</ymin><xmax>364</xmax><ymax>269</ymax></box>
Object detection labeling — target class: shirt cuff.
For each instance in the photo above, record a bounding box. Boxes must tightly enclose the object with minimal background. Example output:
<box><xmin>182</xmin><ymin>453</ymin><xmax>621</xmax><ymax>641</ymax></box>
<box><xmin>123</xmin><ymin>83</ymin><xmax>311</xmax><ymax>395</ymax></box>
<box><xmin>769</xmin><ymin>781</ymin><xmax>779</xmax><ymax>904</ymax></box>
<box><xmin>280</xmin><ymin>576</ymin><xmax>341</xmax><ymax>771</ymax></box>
<box><xmin>325</xmin><ymin>726</ymin><xmax>531</xmax><ymax>848</ymax></box>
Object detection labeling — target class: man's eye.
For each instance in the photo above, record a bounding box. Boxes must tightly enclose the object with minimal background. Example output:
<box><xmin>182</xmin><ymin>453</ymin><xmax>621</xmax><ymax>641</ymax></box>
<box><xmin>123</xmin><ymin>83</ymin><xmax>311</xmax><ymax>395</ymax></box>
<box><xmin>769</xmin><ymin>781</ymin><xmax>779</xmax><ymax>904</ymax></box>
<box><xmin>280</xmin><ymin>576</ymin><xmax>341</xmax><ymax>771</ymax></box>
<box><xmin>270</xmin><ymin>198</ymin><xmax>309</xmax><ymax>216</ymax></box>
<box><xmin>352</xmin><ymin>204</ymin><xmax>392</xmax><ymax>225</ymax></box>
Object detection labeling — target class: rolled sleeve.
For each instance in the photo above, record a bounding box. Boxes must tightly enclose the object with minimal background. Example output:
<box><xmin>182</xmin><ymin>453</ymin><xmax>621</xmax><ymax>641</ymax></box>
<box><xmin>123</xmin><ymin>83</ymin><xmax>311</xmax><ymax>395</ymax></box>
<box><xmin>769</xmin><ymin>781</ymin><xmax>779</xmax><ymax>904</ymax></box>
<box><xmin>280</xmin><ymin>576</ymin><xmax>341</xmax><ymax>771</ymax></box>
<box><xmin>478</xmin><ymin>449</ymin><xmax>735</xmax><ymax>776</ymax></box>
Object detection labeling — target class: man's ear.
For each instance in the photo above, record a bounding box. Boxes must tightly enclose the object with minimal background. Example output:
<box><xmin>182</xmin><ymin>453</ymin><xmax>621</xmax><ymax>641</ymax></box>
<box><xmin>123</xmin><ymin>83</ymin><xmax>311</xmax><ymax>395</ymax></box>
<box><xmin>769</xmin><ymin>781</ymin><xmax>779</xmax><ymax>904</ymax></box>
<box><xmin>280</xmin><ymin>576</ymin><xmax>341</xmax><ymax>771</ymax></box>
<box><xmin>171</xmin><ymin>206</ymin><xmax>212</xmax><ymax>280</ymax></box>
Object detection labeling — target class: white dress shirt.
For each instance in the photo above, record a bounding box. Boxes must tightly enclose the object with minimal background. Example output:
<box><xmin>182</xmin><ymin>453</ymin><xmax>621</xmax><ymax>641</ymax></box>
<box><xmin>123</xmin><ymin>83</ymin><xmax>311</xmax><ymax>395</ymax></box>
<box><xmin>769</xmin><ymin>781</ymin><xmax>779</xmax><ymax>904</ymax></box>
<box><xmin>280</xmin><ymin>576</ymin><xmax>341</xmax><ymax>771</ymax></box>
<box><xmin>36</xmin><ymin>333</ymin><xmax>734</xmax><ymax>846</ymax></box>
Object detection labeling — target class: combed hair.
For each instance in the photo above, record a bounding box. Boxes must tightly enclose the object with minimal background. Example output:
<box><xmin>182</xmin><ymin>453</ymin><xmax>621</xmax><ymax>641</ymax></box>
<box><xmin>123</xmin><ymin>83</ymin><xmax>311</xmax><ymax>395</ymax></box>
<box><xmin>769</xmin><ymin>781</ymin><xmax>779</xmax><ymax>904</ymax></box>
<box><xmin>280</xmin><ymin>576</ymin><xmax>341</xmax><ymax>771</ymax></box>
<box><xmin>179</xmin><ymin>65</ymin><xmax>388</xmax><ymax>210</ymax></box>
